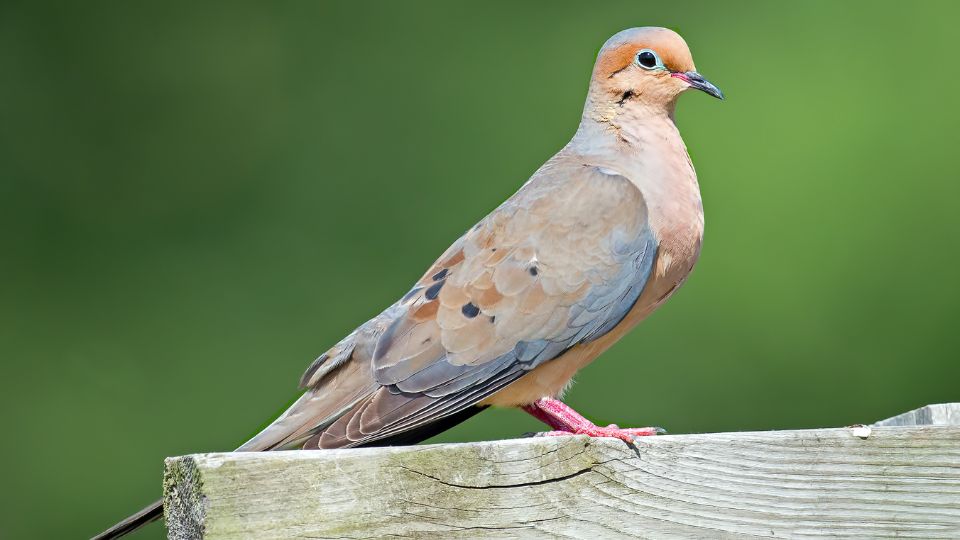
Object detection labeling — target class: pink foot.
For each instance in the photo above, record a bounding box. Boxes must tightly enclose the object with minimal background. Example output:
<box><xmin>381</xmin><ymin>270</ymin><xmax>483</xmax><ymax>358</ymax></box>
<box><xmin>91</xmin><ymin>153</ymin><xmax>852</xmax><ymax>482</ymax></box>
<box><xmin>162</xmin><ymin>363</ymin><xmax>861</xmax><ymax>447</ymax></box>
<box><xmin>522</xmin><ymin>397</ymin><xmax>664</xmax><ymax>443</ymax></box>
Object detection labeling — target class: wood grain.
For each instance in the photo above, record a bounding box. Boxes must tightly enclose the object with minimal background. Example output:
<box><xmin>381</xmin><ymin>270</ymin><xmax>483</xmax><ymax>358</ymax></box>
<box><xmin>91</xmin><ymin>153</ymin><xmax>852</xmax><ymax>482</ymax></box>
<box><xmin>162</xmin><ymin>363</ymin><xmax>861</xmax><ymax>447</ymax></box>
<box><xmin>874</xmin><ymin>403</ymin><xmax>960</xmax><ymax>428</ymax></box>
<box><xmin>164</xmin><ymin>407</ymin><xmax>960</xmax><ymax>539</ymax></box>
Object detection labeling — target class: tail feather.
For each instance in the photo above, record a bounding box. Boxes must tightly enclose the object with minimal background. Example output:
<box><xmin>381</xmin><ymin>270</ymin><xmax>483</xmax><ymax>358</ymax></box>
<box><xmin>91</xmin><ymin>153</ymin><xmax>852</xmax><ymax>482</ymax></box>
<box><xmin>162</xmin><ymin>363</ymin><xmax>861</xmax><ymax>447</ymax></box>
<box><xmin>91</xmin><ymin>500</ymin><xmax>162</xmax><ymax>540</ymax></box>
<box><xmin>94</xmin><ymin>380</ymin><xmax>373</xmax><ymax>538</ymax></box>
<box><xmin>93</xmin><ymin>404</ymin><xmax>487</xmax><ymax>538</ymax></box>
<box><xmin>93</xmin><ymin>315</ymin><xmax>487</xmax><ymax>538</ymax></box>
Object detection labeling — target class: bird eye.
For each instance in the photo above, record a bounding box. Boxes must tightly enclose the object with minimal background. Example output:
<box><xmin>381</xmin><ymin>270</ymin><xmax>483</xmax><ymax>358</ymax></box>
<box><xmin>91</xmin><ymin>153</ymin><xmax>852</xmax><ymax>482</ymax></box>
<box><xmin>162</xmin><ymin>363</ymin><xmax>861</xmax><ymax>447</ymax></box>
<box><xmin>636</xmin><ymin>49</ymin><xmax>663</xmax><ymax>70</ymax></box>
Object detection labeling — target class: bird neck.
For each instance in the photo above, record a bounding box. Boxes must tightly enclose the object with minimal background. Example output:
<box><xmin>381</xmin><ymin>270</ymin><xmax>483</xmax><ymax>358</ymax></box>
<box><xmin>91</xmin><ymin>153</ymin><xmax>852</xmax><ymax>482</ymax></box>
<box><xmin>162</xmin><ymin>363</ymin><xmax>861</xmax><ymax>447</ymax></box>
<box><xmin>570</xmin><ymin>97</ymin><xmax>687</xmax><ymax>174</ymax></box>
<box><xmin>568</xmin><ymin>97</ymin><xmax>701</xmax><ymax>230</ymax></box>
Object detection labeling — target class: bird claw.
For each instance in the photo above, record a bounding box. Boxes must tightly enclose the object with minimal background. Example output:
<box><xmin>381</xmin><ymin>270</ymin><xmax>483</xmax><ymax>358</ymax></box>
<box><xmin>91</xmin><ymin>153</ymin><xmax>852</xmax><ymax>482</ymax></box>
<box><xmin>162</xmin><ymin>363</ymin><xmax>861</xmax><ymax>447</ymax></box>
<box><xmin>522</xmin><ymin>397</ymin><xmax>665</xmax><ymax>443</ymax></box>
<box><xmin>531</xmin><ymin>425</ymin><xmax>665</xmax><ymax>442</ymax></box>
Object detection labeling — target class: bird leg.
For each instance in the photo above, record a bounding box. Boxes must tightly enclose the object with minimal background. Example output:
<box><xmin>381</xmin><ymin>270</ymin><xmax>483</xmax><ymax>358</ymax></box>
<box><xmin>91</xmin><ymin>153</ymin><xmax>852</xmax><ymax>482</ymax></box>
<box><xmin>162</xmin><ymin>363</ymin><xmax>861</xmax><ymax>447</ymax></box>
<box><xmin>522</xmin><ymin>397</ymin><xmax>663</xmax><ymax>442</ymax></box>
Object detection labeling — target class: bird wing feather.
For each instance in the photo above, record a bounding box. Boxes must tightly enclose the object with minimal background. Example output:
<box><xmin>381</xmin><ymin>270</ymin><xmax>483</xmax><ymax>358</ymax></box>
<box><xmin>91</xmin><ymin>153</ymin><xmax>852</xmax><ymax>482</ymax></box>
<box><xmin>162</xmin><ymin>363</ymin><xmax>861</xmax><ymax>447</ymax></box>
<box><xmin>295</xmin><ymin>164</ymin><xmax>658</xmax><ymax>448</ymax></box>
<box><xmin>242</xmin><ymin>164</ymin><xmax>659</xmax><ymax>451</ymax></box>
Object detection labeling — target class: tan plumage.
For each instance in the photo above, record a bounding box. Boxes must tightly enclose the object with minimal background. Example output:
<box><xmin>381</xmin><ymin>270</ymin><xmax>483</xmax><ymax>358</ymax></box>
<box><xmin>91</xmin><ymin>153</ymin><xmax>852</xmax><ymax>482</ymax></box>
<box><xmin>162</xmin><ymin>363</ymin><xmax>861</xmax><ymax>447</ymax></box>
<box><xmin>241</xmin><ymin>26</ymin><xmax>720</xmax><ymax>451</ymax></box>
<box><xmin>96</xmin><ymin>26</ymin><xmax>722</xmax><ymax>539</ymax></box>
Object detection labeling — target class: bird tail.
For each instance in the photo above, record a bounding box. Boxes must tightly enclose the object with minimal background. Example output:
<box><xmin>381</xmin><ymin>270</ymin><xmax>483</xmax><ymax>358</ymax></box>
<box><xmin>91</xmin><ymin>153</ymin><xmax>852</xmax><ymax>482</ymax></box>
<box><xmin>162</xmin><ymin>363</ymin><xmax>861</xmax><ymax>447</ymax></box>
<box><xmin>91</xmin><ymin>500</ymin><xmax>162</xmax><ymax>540</ymax></box>
<box><xmin>95</xmin><ymin>325</ymin><xmax>406</xmax><ymax>538</ymax></box>
<box><xmin>92</xmin><ymin>380</ymin><xmax>373</xmax><ymax>538</ymax></box>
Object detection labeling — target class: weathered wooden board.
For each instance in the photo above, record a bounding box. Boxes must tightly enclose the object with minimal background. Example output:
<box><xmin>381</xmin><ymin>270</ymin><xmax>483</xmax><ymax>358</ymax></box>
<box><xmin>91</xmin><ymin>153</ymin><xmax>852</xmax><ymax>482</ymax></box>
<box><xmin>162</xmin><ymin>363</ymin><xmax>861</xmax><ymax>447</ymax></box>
<box><xmin>164</xmin><ymin>408</ymin><xmax>960</xmax><ymax>539</ymax></box>
<box><xmin>874</xmin><ymin>403</ymin><xmax>960</xmax><ymax>428</ymax></box>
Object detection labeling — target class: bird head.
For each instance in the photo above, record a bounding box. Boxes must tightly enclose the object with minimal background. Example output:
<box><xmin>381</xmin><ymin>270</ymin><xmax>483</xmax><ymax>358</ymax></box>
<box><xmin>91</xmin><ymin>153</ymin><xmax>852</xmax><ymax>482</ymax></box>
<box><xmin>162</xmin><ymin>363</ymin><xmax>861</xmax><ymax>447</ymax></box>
<box><xmin>590</xmin><ymin>27</ymin><xmax>722</xmax><ymax>115</ymax></box>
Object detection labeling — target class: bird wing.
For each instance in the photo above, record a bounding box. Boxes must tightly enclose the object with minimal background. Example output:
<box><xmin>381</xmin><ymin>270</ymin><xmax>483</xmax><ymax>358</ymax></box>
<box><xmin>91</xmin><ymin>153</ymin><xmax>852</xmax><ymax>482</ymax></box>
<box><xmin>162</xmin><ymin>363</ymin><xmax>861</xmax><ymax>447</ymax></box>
<box><xmin>241</xmin><ymin>163</ymin><xmax>659</xmax><ymax>451</ymax></box>
<box><xmin>297</xmin><ymin>164</ymin><xmax>659</xmax><ymax>448</ymax></box>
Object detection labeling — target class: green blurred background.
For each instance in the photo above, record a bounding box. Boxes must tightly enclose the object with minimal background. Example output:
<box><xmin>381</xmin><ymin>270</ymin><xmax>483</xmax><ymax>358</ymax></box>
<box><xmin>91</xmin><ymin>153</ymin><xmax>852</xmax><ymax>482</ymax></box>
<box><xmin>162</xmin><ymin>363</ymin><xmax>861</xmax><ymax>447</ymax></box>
<box><xmin>2</xmin><ymin>1</ymin><xmax>958</xmax><ymax>538</ymax></box>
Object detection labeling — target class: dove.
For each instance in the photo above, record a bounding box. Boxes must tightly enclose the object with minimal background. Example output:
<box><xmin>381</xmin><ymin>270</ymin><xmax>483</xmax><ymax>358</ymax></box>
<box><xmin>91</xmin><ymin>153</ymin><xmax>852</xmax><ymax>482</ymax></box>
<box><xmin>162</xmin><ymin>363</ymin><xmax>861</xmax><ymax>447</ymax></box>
<box><xmin>96</xmin><ymin>26</ymin><xmax>722</xmax><ymax>539</ymax></box>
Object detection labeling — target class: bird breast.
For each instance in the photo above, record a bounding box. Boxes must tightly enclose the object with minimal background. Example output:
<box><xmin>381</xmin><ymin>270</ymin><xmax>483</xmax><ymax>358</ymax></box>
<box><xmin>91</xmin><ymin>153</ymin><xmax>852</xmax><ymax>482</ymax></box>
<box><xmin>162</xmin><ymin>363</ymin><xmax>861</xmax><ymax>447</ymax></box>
<box><xmin>483</xmin><ymin>144</ymin><xmax>704</xmax><ymax>407</ymax></box>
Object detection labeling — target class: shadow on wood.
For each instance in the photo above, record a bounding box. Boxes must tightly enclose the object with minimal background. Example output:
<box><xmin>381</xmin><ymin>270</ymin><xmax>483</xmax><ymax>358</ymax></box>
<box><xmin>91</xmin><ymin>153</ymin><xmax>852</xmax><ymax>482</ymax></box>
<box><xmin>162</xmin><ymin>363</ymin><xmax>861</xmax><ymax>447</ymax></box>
<box><xmin>163</xmin><ymin>404</ymin><xmax>960</xmax><ymax>539</ymax></box>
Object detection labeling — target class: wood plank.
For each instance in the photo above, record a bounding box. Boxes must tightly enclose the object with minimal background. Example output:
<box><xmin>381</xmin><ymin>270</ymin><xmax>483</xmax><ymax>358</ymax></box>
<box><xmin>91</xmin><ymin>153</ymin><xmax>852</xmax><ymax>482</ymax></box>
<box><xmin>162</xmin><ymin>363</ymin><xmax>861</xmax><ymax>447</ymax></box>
<box><xmin>874</xmin><ymin>403</ymin><xmax>960</xmax><ymax>427</ymax></box>
<box><xmin>164</xmin><ymin>422</ymin><xmax>960</xmax><ymax>539</ymax></box>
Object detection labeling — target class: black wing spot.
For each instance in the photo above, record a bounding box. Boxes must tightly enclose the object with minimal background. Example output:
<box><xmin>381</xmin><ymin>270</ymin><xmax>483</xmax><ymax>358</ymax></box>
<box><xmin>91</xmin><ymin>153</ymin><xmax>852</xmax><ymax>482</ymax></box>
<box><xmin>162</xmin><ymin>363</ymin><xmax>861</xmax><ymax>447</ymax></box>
<box><xmin>425</xmin><ymin>281</ymin><xmax>444</xmax><ymax>300</ymax></box>
<box><xmin>528</xmin><ymin>266</ymin><xmax>539</xmax><ymax>276</ymax></box>
<box><xmin>432</xmin><ymin>268</ymin><xmax>448</xmax><ymax>281</ymax></box>
<box><xmin>461</xmin><ymin>302</ymin><xmax>480</xmax><ymax>318</ymax></box>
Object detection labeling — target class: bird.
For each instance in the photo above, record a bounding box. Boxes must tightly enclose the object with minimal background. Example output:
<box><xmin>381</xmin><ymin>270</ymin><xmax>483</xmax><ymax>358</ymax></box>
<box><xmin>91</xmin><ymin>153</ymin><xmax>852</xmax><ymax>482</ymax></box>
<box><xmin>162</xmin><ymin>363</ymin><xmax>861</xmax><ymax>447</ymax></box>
<box><xmin>95</xmin><ymin>26</ymin><xmax>722</xmax><ymax>539</ymax></box>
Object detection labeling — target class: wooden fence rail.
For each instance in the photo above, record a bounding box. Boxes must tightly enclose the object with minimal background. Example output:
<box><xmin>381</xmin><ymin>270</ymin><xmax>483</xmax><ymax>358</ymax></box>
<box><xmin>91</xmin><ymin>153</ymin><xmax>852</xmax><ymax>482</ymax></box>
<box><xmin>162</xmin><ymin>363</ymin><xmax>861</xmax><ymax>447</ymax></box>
<box><xmin>163</xmin><ymin>403</ymin><xmax>960</xmax><ymax>539</ymax></box>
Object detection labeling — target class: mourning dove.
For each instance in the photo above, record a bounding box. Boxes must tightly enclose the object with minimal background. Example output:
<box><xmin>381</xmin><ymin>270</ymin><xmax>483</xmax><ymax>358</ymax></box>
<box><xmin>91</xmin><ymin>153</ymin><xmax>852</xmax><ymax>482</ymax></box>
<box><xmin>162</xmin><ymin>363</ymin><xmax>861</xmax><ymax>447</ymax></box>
<box><xmin>97</xmin><ymin>26</ymin><xmax>721</xmax><ymax>539</ymax></box>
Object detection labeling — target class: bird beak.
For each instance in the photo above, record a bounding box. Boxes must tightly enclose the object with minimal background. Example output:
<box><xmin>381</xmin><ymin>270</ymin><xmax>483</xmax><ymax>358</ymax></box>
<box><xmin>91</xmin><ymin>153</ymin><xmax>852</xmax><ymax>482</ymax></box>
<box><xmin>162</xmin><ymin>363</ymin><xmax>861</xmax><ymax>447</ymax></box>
<box><xmin>672</xmin><ymin>71</ymin><xmax>724</xmax><ymax>100</ymax></box>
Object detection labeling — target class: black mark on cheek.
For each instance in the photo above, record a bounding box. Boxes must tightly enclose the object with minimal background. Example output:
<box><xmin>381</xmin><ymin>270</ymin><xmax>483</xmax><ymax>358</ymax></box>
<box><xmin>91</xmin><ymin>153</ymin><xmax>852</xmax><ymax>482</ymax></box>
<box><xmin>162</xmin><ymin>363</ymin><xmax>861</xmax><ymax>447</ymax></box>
<box><xmin>616</xmin><ymin>90</ymin><xmax>635</xmax><ymax>106</ymax></box>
